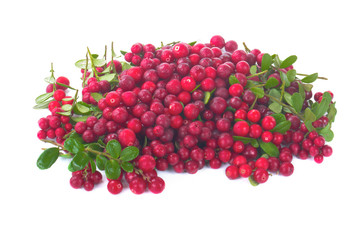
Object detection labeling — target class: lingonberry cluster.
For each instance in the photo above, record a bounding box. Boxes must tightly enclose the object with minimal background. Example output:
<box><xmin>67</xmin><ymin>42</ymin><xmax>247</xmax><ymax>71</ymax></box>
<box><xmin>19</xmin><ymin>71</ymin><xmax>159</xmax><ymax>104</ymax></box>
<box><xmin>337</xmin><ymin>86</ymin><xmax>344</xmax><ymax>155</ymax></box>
<box><xmin>35</xmin><ymin>35</ymin><xmax>336</xmax><ymax>193</ymax></box>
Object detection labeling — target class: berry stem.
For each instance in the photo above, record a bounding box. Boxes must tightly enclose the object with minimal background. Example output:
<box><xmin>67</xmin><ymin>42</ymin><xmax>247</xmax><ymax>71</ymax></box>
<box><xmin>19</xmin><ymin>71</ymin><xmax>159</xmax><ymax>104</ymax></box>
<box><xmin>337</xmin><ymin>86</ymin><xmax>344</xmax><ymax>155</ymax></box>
<box><xmin>247</xmin><ymin>70</ymin><xmax>268</xmax><ymax>79</ymax></box>
<box><xmin>296</xmin><ymin>73</ymin><xmax>328</xmax><ymax>80</ymax></box>
<box><xmin>264</xmin><ymin>93</ymin><xmax>304</xmax><ymax>121</ymax></box>
<box><xmin>243</xmin><ymin>42</ymin><xmax>250</xmax><ymax>53</ymax></box>
<box><xmin>82</xmin><ymin>54</ymin><xmax>89</xmax><ymax>87</ymax></box>
<box><xmin>87</xmin><ymin>47</ymin><xmax>99</xmax><ymax>79</ymax></box>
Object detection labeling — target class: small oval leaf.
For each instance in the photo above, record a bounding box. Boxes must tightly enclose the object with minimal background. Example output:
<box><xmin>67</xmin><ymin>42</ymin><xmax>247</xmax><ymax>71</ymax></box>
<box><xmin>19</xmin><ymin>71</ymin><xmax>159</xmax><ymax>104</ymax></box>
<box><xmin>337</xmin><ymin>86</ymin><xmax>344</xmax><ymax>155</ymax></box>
<box><xmin>35</xmin><ymin>92</ymin><xmax>53</xmax><ymax>104</ymax></box>
<box><xmin>120</xmin><ymin>146</ymin><xmax>139</xmax><ymax>162</ymax></box>
<box><xmin>301</xmin><ymin>73</ymin><xmax>318</xmax><ymax>83</ymax></box>
<box><xmin>280</xmin><ymin>55</ymin><xmax>297</xmax><ymax>69</ymax></box>
<box><xmin>270</xmin><ymin>120</ymin><xmax>291</xmax><ymax>134</ymax></box>
<box><xmin>106</xmin><ymin>139</ymin><xmax>122</xmax><ymax>159</ymax></box>
<box><xmin>105</xmin><ymin>160</ymin><xmax>121</xmax><ymax>180</ymax></box>
<box><xmin>37</xmin><ymin>148</ymin><xmax>59</xmax><ymax>170</ymax></box>
<box><xmin>261</xmin><ymin>53</ymin><xmax>272</xmax><ymax>71</ymax></box>
<box><xmin>259</xmin><ymin>141</ymin><xmax>279</xmax><ymax>157</ymax></box>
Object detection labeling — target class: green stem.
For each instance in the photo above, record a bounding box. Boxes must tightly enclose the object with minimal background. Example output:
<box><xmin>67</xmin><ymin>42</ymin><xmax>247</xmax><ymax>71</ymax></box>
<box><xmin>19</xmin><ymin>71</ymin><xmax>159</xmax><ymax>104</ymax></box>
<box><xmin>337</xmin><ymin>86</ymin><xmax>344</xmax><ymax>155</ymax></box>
<box><xmin>249</xmin><ymin>96</ymin><xmax>258</xmax><ymax>110</ymax></box>
<box><xmin>87</xmin><ymin>47</ymin><xmax>99</xmax><ymax>79</ymax></box>
<box><xmin>265</xmin><ymin>94</ymin><xmax>304</xmax><ymax>121</ymax></box>
<box><xmin>82</xmin><ymin>54</ymin><xmax>89</xmax><ymax>87</ymax></box>
<box><xmin>243</xmin><ymin>42</ymin><xmax>250</xmax><ymax>53</ymax></box>
<box><xmin>247</xmin><ymin>70</ymin><xmax>268</xmax><ymax>79</ymax></box>
<box><xmin>296</xmin><ymin>73</ymin><xmax>328</xmax><ymax>80</ymax></box>
<box><xmin>41</xmin><ymin>139</ymin><xmax>118</xmax><ymax>163</ymax></box>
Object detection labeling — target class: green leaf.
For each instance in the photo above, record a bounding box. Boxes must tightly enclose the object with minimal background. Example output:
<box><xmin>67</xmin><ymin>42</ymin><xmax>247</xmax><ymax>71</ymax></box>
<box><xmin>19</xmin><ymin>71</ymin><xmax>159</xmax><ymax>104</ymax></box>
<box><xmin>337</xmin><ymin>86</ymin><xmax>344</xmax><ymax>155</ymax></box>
<box><xmin>33</xmin><ymin>99</ymin><xmax>52</xmax><ymax>109</ymax></box>
<box><xmin>106</xmin><ymin>139</ymin><xmax>122</xmax><ymax>159</ymax></box>
<box><xmin>301</xmin><ymin>73</ymin><xmax>318</xmax><ymax>83</ymax></box>
<box><xmin>121</xmin><ymin>62</ymin><xmax>132</xmax><ymax>71</ymax></box>
<box><xmin>229</xmin><ymin>75</ymin><xmax>240</xmax><ymax>85</ymax></box>
<box><xmin>265</xmin><ymin>77</ymin><xmax>279</xmax><ymax>89</ymax></box>
<box><xmin>327</xmin><ymin>102</ymin><xmax>337</xmax><ymax>124</ymax></box>
<box><xmin>273</xmin><ymin>54</ymin><xmax>282</xmax><ymax>68</ymax></box>
<box><xmin>120</xmin><ymin>146</ymin><xmax>139</xmax><ymax>162</ymax></box>
<box><xmin>261</xmin><ymin>53</ymin><xmax>272</xmax><ymax>71</ymax></box>
<box><xmin>269</xmin><ymin>88</ymin><xmax>281</xmax><ymax>99</ymax></box>
<box><xmin>279</xmin><ymin>71</ymin><xmax>290</xmax><ymax>87</ymax></box>
<box><xmin>304</xmin><ymin>120</ymin><xmax>315</xmax><ymax>132</ymax></box>
<box><xmin>291</xmin><ymin>93</ymin><xmax>304</xmax><ymax>113</ymax></box>
<box><xmin>105</xmin><ymin>160</ymin><xmax>121</xmax><ymax>180</ymax></box>
<box><xmin>92</xmin><ymin>58</ymin><xmax>106</xmax><ymax>67</ymax></box>
<box><xmin>303</xmin><ymin>84</ymin><xmax>313</xmax><ymax>92</ymax></box>
<box><xmin>59</xmin><ymin>153</ymin><xmax>73</xmax><ymax>159</ymax></box>
<box><xmin>297</xmin><ymin>82</ymin><xmax>306</xmax><ymax>100</ymax></box>
<box><xmin>287</xmin><ymin>69</ymin><xmax>297</xmax><ymax>82</ymax></box>
<box><xmin>73</xmin><ymin>101</ymin><xmax>91</xmax><ymax>115</ymax></box>
<box><xmin>319</xmin><ymin>124</ymin><xmax>334</xmax><ymax>142</ymax></box>
<box><xmin>96</xmin><ymin>155</ymin><xmax>108</xmax><ymax>171</ymax></box>
<box><xmin>259</xmin><ymin>141</ymin><xmax>279</xmax><ymax>157</ymax></box>
<box><xmin>99</xmin><ymin>73</ymin><xmax>117</xmax><ymax>82</ymax></box>
<box><xmin>188</xmin><ymin>41</ymin><xmax>197</xmax><ymax>46</ymax></box>
<box><xmin>37</xmin><ymin>148</ymin><xmax>59</xmax><ymax>170</ymax></box>
<box><xmin>249</xmin><ymin>175</ymin><xmax>259</xmax><ymax>186</ymax></box>
<box><xmin>68</xmin><ymin>152</ymin><xmax>91</xmax><ymax>172</ymax></box>
<box><xmin>44</xmin><ymin>76</ymin><xmax>55</xmax><ymax>84</ymax></box>
<box><xmin>270</xmin><ymin>120</ymin><xmax>291</xmax><ymax>134</ymax></box>
<box><xmin>250</xmin><ymin>65</ymin><xmax>257</xmax><ymax>75</ymax></box>
<box><xmin>75</xmin><ymin>59</ymin><xmax>88</xmax><ymax>69</ymax></box>
<box><xmin>61</xmin><ymin>104</ymin><xmax>72</xmax><ymax>112</ymax></box>
<box><xmin>89</xmin><ymin>159</ymin><xmax>96</xmax><ymax>173</ymax></box>
<box><xmin>314</xmin><ymin>92</ymin><xmax>332</xmax><ymax>119</ymax></box>
<box><xmin>232</xmin><ymin>136</ymin><xmax>259</xmax><ymax>148</ymax></box>
<box><xmin>280</xmin><ymin>55</ymin><xmax>297</xmax><ymax>69</ymax></box>
<box><xmin>90</xmin><ymin>92</ymin><xmax>103</xmax><ymax>102</ymax></box>
<box><xmin>121</xmin><ymin>161</ymin><xmax>134</xmax><ymax>173</ymax></box>
<box><xmin>35</xmin><ymin>92</ymin><xmax>53</xmax><ymax>104</ymax></box>
<box><xmin>283</xmin><ymin>92</ymin><xmax>293</xmax><ymax>106</ymax></box>
<box><xmin>71</xmin><ymin>115</ymin><xmax>90</xmax><ymax>123</ymax></box>
<box><xmin>57</xmin><ymin>111</ymin><xmax>71</xmax><ymax>116</ymax></box>
<box><xmin>63</xmin><ymin>138</ymin><xmax>85</xmax><ymax>154</ymax></box>
<box><xmin>250</xmin><ymin>87</ymin><xmax>264</xmax><ymax>98</ymax></box>
<box><xmin>271</xmin><ymin>113</ymin><xmax>286</xmax><ymax>123</ymax></box>
<box><xmin>204</xmin><ymin>91</ymin><xmax>211</xmax><ymax>104</ymax></box>
<box><xmin>269</xmin><ymin>102</ymin><xmax>282</xmax><ymax>113</ymax></box>
<box><xmin>304</xmin><ymin>108</ymin><xmax>316</xmax><ymax>122</ymax></box>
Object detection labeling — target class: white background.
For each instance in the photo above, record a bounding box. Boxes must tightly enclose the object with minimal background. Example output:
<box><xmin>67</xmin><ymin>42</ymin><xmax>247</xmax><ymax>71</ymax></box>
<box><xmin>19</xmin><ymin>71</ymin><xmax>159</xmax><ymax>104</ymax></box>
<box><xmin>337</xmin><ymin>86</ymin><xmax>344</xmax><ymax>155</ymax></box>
<box><xmin>1</xmin><ymin>0</ymin><xmax>359</xmax><ymax>239</ymax></box>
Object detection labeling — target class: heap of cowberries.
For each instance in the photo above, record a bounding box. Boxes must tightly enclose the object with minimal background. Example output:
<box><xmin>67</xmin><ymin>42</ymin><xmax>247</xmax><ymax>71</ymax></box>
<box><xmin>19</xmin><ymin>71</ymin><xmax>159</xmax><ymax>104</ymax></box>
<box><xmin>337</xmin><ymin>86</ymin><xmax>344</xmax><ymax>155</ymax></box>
<box><xmin>35</xmin><ymin>35</ymin><xmax>336</xmax><ymax>193</ymax></box>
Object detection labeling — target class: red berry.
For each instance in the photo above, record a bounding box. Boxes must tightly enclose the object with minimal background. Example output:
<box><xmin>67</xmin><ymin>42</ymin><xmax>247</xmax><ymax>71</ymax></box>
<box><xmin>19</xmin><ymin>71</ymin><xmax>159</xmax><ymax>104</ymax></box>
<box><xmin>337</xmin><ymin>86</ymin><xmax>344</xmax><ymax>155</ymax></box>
<box><xmin>107</xmin><ymin>180</ymin><xmax>123</xmax><ymax>194</ymax></box>
<box><xmin>210</xmin><ymin>35</ymin><xmax>225</xmax><ymax>48</ymax></box>
<box><xmin>236</xmin><ymin>61</ymin><xmax>250</xmax><ymax>75</ymax></box>
<box><xmin>225</xmin><ymin>165</ymin><xmax>239</xmax><ymax>180</ymax></box>
<box><xmin>233</xmin><ymin>121</ymin><xmax>250</xmax><ymax>137</ymax></box>
<box><xmin>255</xmin><ymin>157</ymin><xmax>269</xmax><ymax>170</ymax></box>
<box><xmin>138</xmin><ymin>155</ymin><xmax>156</xmax><ymax>172</ymax></box>
<box><xmin>314</xmin><ymin>154</ymin><xmax>324</xmax><ymax>164</ymax></box>
<box><xmin>262</xmin><ymin>116</ymin><xmax>276</xmax><ymax>130</ymax></box>
<box><xmin>148</xmin><ymin>177</ymin><xmax>165</xmax><ymax>194</ymax></box>
<box><xmin>253</xmin><ymin>168</ymin><xmax>269</xmax><ymax>184</ymax></box>
<box><xmin>279</xmin><ymin>162</ymin><xmax>294</xmax><ymax>176</ymax></box>
<box><xmin>239</xmin><ymin>164</ymin><xmax>252</xmax><ymax>178</ymax></box>
<box><xmin>229</xmin><ymin>83</ymin><xmax>244</xmax><ymax>97</ymax></box>
<box><xmin>129</xmin><ymin>177</ymin><xmax>147</xmax><ymax>194</ymax></box>
<box><xmin>105</xmin><ymin>91</ymin><xmax>121</xmax><ymax>107</ymax></box>
<box><xmin>70</xmin><ymin>175</ymin><xmax>84</xmax><ymax>189</ymax></box>
<box><xmin>322</xmin><ymin>145</ymin><xmax>333</xmax><ymax>157</ymax></box>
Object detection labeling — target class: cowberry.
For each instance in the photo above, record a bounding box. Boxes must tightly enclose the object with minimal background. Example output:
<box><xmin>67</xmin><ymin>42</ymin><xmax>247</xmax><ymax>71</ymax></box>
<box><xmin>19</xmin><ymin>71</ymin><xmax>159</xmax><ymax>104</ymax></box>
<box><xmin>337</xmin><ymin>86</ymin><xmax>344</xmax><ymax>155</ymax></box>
<box><xmin>279</xmin><ymin>162</ymin><xmax>294</xmax><ymax>177</ymax></box>
<box><xmin>261</xmin><ymin>116</ymin><xmax>276</xmax><ymax>130</ymax></box>
<box><xmin>148</xmin><ymin>177</ymin><xmax>165</xmax><ymax>194</ymax></box>
<box><xmin>239</xmin><ymin>164</ymin><xmax>252</xmax><ymax>178</ymax></box>
<box><xmin>226</xmin><ymin>165</ymin><xmax>239</xmax><ymax>180</ymax></box>
<box><xmin>253</xmin><ymin>168</ymin><xmax>269</xmax><ymax>184</ymax></box>
<box><xmin>129</xmin><ymin>177</ymin><xmax>147</xmax><ymax>195</ymax></box>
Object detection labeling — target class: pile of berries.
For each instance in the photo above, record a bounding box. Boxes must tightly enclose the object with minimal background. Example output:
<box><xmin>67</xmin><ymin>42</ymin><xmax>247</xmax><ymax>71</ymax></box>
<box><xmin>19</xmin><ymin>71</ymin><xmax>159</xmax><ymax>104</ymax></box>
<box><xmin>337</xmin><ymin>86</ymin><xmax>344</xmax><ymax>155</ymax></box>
<box><xmin>35</xmin><ymin>35</ymin><xmax>336</xmax><ymax>193</ymax></box>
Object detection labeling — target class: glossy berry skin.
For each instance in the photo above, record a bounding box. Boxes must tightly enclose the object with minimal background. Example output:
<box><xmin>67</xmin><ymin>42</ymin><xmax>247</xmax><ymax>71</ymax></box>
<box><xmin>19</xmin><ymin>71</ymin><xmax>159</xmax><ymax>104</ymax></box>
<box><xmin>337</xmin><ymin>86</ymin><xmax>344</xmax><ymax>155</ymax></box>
<box><xmin>229</xmin><ymin>83</ymin><xmax>244</xmax><ymax>97</ymax></box>
<box><xmin>138</xmin><ymin>155</ymin><xmax>156</xmax><ymax>172</ymax></box>
<box><xmin>261</xmin><ymin>116</ymin><xmax>276</xmax><ymax>130</ymax></box>
<box><xmin>314</xmin><ymin>154</ymin><xmax>324</xmax><ymax>164</ymax></box>
<box><xmin>261</xmin><ymin>131</ymin><xmax>273</xmax><ymax>143</ymax></box>
<box><xmin>239</xmin><ymin>164</ymin><xmax>252</xmax><ymax>178</ymax></box>
<box><xmin>129</xmin><ymin>177</ymin><xmax>147</xmax><ymax>194</ymax></box>
<box><xmin>84</xmin><ymin>181</ymin><xmax>94</xmax><ymax>191</ymax></box>
<box><xmin>225</xmin><ymin>165</ymin><xmax>239</xmax><ymax>180</ymax></box>
<box><xmin>70</xmin><ymin>175</ymin><xmax>84</xmax><ymax>189</ymax></box>
<box><xmin>172</xmin><ymin>43</ymin><xmax>189</xmax><ymax>58</ymax></box>
<box><xmin>255</xmin><ymin>157</ymin><xmax>269</xmax><ymax>170</ymax></box>
<box><xmin>148</xmin><ymin>177</ymin><xmax>165</xmax><ymax>194</ymax></box>
<box><xmin>107</xmin><ymin>180</ymin><xmax>123</xmax><ymax>194</ymax></box>
<box><xmin>233</xmin><ymin>121</ymin><xmax>250</xmax><ymax>137</ymax></box>
<box><xmin>247</xmin><ymin>109</ymin><xmax>261</xmax><ymax>123</ymax></box>
<box><xmin>236</xmin><ymin>61</ymin><xmax>250</xmax><ymax>75</ymax></box>
<box><xmin>184</xmin><ymin>103</ymin><xmax>200</xmax><ymax>120</ymax></box>
<box><xmin>105</xmin><ymin>91</ymin><xmax>121</xmax><ymax>107</ymax></box>
<box><xmin>210</xmin><ymin>35</ymin><xmax>225</xmax><ymax>48</ymax></box>
<box><xmin>253</xmin><ymin>168</ymin><xmax>269</xmax><ymax>184</ymax></box>
<box><xmin>322</xmin><ymin>145</ymin><xmax>333</xmax><ymax>157</ymax></box>
<box><xmin>279</xmin><ymin>162</ymin><xmax>294</xmax><ymax>177</ymax></box>
<box><xmin>185</xmin><ymin>160</ymin><xmax>199</xmax><ymax>174</ymax></box>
